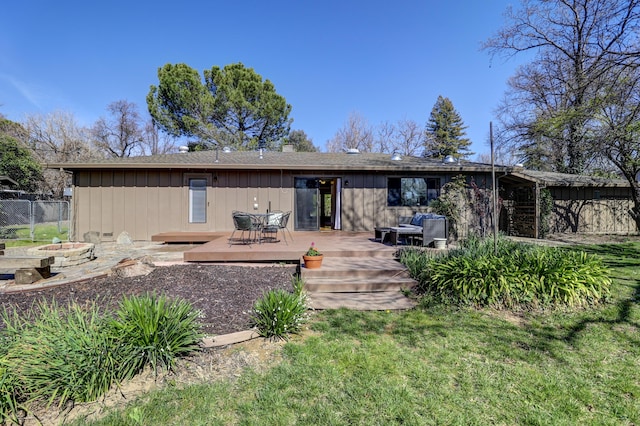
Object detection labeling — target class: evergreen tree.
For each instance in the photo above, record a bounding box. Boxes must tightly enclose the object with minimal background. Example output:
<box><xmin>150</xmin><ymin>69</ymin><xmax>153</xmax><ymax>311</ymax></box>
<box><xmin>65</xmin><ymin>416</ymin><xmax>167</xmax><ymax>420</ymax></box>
<box><xmin>285</xmin><ymin>130</ymin><xmax>317</xmax><ymax>152</ymax></box>
<box><xmin>0</xmin><ymin>134</ymin><xmax>43</xmax><ymax>192</ymax></box>
<box><xmin>423</xmin><ymin>96</ymin><xmax>472</xmax><ymax>160</ymax></box>
<box><xmin>147</xmin><ymin>62</ymin><xmax>292</xmax><ymax>151</ymax></box>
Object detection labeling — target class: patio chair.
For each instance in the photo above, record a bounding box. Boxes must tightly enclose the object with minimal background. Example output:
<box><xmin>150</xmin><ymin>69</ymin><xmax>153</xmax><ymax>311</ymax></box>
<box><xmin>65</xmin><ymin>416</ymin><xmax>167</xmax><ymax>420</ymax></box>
<box><xmin>261</xmin><ymin>211</ymin><xmax>293</xmax><ymax>244</ymax></box>
<box><xmin>279</xmin><ymin>211</ymin><xmax>294</xmax><ymax>244</ymax></box>
<box><xmin>261</xmin><ymin>211</ymin><xmax>283</xmax><ymax>243</ymax></box>
<box><xmin>229</xmin><ymin>213</ymin><xmax>261</xmax><ymax>246</ymax></box>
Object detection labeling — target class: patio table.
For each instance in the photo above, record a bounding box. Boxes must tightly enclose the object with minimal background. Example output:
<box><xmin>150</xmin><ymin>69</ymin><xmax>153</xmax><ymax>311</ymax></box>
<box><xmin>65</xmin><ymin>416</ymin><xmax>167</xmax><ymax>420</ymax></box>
<box><xmin>374</xmin><ymin>227</ymin><xmax>391</xmax><ymax>244</ymax></box>
<box><xmin>389</xmin><ymin>227</ymin><xmax>423</xmax><ymax>246</ymax></box>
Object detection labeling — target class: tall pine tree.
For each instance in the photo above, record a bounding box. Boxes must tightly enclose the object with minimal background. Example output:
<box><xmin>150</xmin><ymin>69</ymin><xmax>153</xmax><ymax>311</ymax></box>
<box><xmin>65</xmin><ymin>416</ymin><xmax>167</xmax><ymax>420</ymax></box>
<box><xmin>423</xmin><ymin>96</ymin><xmax>472</xmax><ymax>160</ymax></box>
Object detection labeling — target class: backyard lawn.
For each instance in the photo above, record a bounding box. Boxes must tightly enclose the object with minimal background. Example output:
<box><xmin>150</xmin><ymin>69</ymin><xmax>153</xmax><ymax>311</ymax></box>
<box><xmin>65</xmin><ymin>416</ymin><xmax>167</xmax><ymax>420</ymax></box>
<box><xmin>74</xmin><ymin>242</ymin><xmax>640</xmax><ymax>425</ymax></box>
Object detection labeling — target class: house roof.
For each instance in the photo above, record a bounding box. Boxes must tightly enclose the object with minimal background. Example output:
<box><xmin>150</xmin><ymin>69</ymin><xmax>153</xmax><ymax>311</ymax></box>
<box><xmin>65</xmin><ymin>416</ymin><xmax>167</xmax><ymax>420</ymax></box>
<box><xmin>508</xmin><ymin>168</ymin><xmax>630</xmax><ymax>188</ymax></box>
<box><xmin>45</xmin><ymin>150</ymin><xmax>631</xmax><ymax>188</ymax></box>
<box><xmin>46</xmin><ymin>150</ymin><xmax>499</xmax><ymax>173</ymax></box>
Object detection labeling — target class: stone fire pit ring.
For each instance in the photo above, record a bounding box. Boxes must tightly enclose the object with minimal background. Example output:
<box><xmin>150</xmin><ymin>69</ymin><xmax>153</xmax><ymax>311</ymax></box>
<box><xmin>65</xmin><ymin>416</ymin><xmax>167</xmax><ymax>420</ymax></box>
<box><xmin>27</xmin><ymin>242</ymin><xmax>95</xmax><ymax>268</ymax></box>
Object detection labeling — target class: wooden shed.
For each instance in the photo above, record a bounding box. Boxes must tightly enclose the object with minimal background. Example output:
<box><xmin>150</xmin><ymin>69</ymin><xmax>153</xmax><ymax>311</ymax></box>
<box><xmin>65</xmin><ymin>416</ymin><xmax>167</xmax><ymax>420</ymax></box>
<box><xmin>499</xmin><ymin>168</ymin><xmax>635</xmax><ymax>237</ymax></box>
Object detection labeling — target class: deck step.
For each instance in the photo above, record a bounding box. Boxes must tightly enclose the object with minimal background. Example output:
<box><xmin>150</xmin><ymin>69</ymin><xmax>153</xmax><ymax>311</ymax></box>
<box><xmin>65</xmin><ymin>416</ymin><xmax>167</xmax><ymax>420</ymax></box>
<box><xmin>304</xmin><ymin>276</ymin><xmax>416</xmax><ymax>293</ymax></box>
<box><xmin>301</xmin><ymin>257</ymin><xmax>409</xmax><ymax>279</ymax></box>
<box><xmin>301</xmin><ymin>256</ymin><xmax>418</xmax><ymax>310</ymax></box>
<box><xmin>308</xmin><ymin>292</ymin><xmax>416</xmax><ymax>310</ymax></box>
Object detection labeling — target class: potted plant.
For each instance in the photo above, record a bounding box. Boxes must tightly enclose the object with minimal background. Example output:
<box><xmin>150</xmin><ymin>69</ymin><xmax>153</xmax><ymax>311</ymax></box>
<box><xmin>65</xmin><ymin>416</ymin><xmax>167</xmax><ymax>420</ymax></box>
<box><xmin>302</xmin><ymin>242</ymin><xmax>323</xmax><ymax>269</ymax></box>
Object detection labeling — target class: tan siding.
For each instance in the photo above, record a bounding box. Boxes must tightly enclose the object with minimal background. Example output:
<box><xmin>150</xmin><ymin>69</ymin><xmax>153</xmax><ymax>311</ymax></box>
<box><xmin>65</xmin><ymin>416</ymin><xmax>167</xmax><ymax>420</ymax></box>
<box><xmin>89</xmin><ymin>172</ymin><xmax>102</xmax><ymax>237</ymax></box>
<box><xmin>71</xmin><ymin>168</ymin><xmax>635</xmax><ymax>240</ymax></box>
<box><xmin>169</xmin><ymin>171</ymin><xmax>183</xmax><ymax>230</ymax></box>
<box><xmin>134</xmin><ymin>172</ymin><xmax>147</xmax><ymax>240</ymax></box>
<box><xmin>100</xmin><ymin>172</ymin><xmax>114</xmax><ymax>240</ymax></box>
<box><xmin>75</xmin><ymin>186</ymin><xmax>91</xmax><ymax>240</ymax></box>
<box><xmin>146</xmin><ymin>172</ymin><xmax>160</xmax><ymax>237</ymax></box>
<box><xmin>112</xmin><ymin>172</ymin><xmax>125</xmax><ymax>240</ymax></box>
<box><xmin>341</xmin><ymin>179</ymin><xmax>356</xmax><ymax>231</ymax></box>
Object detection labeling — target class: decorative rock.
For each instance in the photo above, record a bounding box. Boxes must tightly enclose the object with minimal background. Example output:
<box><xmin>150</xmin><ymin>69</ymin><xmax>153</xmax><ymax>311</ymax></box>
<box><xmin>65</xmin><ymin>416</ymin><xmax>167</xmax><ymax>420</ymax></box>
<box><xmin>117</xmin><ymin>231</ymin><xmax>133</xmax><ymax>245</ymax></box>
<box><xmin>83</xmin><ymin>231</ymin><xmax>100</xmax><ymax>244</ymax></box>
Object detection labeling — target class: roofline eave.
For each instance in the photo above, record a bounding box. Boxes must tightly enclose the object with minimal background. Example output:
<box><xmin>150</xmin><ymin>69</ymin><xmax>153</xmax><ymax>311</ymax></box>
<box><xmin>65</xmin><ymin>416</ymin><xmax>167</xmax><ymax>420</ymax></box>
<box><xmin>45</xmin><ymin>163</ymin><xmax>500</xmax><ymax>173</ymax></box>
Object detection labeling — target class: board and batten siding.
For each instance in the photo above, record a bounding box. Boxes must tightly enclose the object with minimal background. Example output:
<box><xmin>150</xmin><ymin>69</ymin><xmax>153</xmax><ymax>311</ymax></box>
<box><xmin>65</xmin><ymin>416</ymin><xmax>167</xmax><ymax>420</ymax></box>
<box><xmin>549</xmin><ymin>186</ymin><xmax>636</xmax><ymax>234</ymax></box>
<box><xmin>73</xmin><ymin>169</ymin><xmax>296</xmax><ymax>241</ymax></box>
<box><xmin>339</xmin><ymin>172</ymin><xmax>451</xmax><ymax>231</ymax></box>
<box><xmin>72</xmin><ymin>168</ymin><xmax>499</xmax><ymax>240</ymax></box>
<box><xmin>75</xmin><ymin>170</ymin><xmax>184</xmax><ymax>241</ymax></box>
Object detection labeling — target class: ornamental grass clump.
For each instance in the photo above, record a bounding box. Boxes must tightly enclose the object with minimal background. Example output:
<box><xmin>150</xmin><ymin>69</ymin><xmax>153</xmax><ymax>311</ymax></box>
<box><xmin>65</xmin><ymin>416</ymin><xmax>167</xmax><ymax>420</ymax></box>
<box><xmin>400</xmin><ymin>236</ymin><xmax>612</xmax><ymax>309</ymax></box>
<box><xmin>251</xmin><ymin>276</ymin><xmax>309</xmax><ymax>340</ymax></box>
<box><xmin>0</xmin><ymin>358</ymin><xmax>24</xmax><ymax>425</ymax></box>
<box><xmin>0</xmin><ymin>294</ymin><xmax>203</xmax><ymax>422</ymax></box>
<box><xmin>110</xmin><ymin>293</ymin><xmax>204</xmax><ymax>376</ymax></box>
<box><xmin>0</xmin><ymin>301</ymin><xmax>122</xmax><ymax>410</ymax></box>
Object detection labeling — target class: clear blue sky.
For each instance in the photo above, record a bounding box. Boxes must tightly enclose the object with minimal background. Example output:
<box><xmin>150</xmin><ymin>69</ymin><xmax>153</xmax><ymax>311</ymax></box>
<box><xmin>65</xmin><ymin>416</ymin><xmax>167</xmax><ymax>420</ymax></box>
<box><xmin>0</xmin><ymin>0</ymin><xmax>523</xmax><ymax>157</ymax></box>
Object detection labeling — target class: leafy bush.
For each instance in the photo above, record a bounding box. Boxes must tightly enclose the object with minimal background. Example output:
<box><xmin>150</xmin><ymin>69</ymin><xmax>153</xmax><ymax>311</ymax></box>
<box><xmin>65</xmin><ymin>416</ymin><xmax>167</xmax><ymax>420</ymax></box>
<box><xmin>0</xmin><ymin>359</ymin><xmax>24</xmax><ymax>425</ymax></box>
<box><xmin>251</xmin><ymin>277</ymin><xmax>308</xmax><ymax>340</ymax></box>
<box><xmin>0</xmin><ymin>294</ymin><xmax>203</xmax><ymax>421</ymax></box>
<box><xmin>110</xmin><ymin>293</ymin><xmax>203</xmax><ymax>376</ymax></box>
<box><xmin>400</xmin><ymin>237</ymin><xmax>612</xmax><ymax>309</ymax></box>
<box><xmin>1</xmin><ymin>301</ymin><xmax>122</xmax><ymax>409</ymax></box>
<box><xmin>397</xmin><ymin>247</ymin><xmax>441</xmax><ymax>279</ymax></box>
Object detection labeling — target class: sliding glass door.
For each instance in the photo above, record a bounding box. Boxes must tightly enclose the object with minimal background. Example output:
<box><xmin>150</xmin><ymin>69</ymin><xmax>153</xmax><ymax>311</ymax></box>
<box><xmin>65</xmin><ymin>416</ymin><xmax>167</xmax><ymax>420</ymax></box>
<box><xmin>294</xmin><ymin>178</ymin><xmax>319</xmax><ymax>230</ymax></box>
<box><xmin>294</xmin><ymin>177</ymin><xmax>342</xmax><ymax>231</ymax></box>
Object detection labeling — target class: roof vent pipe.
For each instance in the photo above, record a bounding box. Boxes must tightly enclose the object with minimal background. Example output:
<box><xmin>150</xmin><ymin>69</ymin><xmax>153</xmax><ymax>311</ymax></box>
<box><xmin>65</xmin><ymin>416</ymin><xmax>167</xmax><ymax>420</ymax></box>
<box><xmin>391</xmin><ymin>152</ymin><xmax>402</xmax><ymax>161</ymax></box>
<box><xmin>443</xmin><ymin>155</ymin><xmax>456</xmax><ymax>164</ymax></box>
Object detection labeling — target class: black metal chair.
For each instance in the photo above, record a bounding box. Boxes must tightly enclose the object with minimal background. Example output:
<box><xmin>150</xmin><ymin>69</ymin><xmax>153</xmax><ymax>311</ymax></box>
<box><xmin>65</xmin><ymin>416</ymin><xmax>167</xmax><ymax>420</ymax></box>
<box><xmin>278</xmin><ymin>211</ymin><xmax>293</xmax><ymax>244</ymax></box>
<box><xmin>261</xmin><ymin>211</ymin><xmax>283</xmax><ymax>243</ymax></box>
<box><xmin>229</xmin><ymin>213</ymin><xmax>260</xmax><ymax>246</ymax></box>
<box><xmin>260</xmin><ymin>211</ymin><xmax>293</xmax><ymax>244</ymax></box>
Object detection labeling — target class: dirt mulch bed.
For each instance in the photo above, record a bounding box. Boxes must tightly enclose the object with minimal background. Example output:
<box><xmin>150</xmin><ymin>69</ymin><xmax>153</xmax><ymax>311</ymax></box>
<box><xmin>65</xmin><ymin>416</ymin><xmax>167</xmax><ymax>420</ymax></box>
<box><xmin>0</xmin><ymin>263</ymin><xmax>299</xmax><ymax>336</ymax></box>
<box><xmin>0</xmin><ymin>262</ymin><xmax>304</xmax><ymax>425</ymax></box>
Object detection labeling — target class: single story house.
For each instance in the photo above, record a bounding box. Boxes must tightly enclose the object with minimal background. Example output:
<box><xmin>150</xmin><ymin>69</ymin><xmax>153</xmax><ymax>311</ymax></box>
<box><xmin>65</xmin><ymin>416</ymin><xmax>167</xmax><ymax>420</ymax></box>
<box><xmin>46</xmin><ymin>149</ymin><xmax>636</xmax><ymax>242</ymax></box>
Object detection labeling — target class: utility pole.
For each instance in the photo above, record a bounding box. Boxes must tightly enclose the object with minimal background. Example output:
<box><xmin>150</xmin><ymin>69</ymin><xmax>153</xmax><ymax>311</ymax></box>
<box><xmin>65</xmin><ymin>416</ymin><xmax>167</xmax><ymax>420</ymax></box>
<box><xmin>490</xmin><ymin>122</ymin><xmax>498</xmax><ymax>255</ymax></box>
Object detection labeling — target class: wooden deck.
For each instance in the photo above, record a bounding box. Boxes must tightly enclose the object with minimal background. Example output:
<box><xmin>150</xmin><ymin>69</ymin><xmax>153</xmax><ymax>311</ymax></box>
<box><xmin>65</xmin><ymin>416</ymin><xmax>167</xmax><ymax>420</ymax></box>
<box><xmin>152</xmin><ymin>230</ymin><xmax>418</xmax><ymax>311</ymax></box>
<box><xmin>151</xmin><ymin>231</ymin><xmax>398</xmax><ymax>262</ymax></box>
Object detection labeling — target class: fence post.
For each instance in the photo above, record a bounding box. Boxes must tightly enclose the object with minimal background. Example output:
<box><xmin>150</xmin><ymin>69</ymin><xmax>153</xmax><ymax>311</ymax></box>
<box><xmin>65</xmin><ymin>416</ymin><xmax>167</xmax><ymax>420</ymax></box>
<box><xmin>30</xmin><ymin>201</ymin><xmax>35</xmax><ymax>241</ymax></box>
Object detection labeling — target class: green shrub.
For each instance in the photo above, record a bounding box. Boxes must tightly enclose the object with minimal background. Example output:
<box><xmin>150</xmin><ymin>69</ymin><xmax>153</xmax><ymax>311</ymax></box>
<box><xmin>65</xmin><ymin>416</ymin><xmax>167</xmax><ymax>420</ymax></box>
<box><xmin>0</xmin><ymin>294</ymin><xmax>203</xmax><ymax>421</ymax></box>
<box><xmin>251</xmin><ymin>285</ymin><xmax>308</xmax><ymax>340</ymax></box>
<box><xmin>402</xmin><ymin>237</ymin><xmax>612</xmax><ymax>309</ymax></box>
<box><xmin>0</xmin><ymin>359</ymin><xmax>24</xmax><ymax>425</ymax></box>
<box><xmin>110</xmin><ymin>293</ymin><xmax>203</xmax><ymax>377</ymax></box>
<box><xmin>2</xmin><ymin>301</ymin><xmax>122</xmax><ymax>409</ymax></box>
<box><xmin>397</xmin><ymin>247</ymin><xmax>438</xmax><ymax>279</ymax></box>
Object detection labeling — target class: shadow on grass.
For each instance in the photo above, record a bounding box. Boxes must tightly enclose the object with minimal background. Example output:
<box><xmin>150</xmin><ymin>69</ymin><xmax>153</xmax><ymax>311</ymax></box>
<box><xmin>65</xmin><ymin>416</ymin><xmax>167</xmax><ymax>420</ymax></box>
<box><xmin>561</xmin><ymin>242</ymin><xmax>640</xmax><ymax>342</ymax></box>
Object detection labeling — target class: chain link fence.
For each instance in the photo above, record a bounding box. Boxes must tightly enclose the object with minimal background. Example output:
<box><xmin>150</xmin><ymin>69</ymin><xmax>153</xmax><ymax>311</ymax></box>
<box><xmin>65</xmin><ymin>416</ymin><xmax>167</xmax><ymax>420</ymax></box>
<box><xmin>0</xmin><ymin>200</ymin><xmax>70</xmax><ymax>242</ymax></box>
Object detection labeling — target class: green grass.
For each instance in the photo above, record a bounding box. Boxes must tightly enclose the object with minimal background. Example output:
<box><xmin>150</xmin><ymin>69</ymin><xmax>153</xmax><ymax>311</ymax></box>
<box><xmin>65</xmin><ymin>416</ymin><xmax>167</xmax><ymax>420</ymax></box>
<box><xmin>1</xmin><ymin>224</ymin><xmax>69</xmax><ymax>247</ymax></box>
<box><xmin>75</xmin><ymin>242</ymin><xmax>640</xmax><ymax>425</ymax></box>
